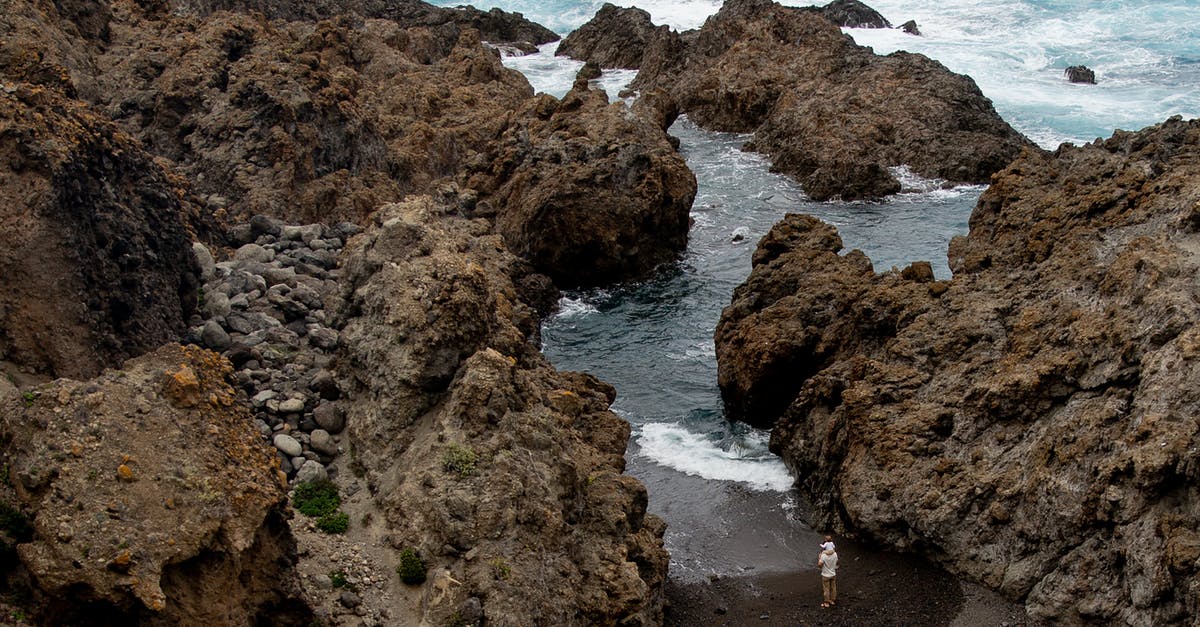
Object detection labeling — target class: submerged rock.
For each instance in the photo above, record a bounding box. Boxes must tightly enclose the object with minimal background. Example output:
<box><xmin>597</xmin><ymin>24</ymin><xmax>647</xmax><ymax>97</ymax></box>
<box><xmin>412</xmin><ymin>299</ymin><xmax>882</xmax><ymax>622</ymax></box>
<box><xmin>632</xmin><ymin>0</ymin><xmax>1036</xmax><ymax>200</ymax></box>
<box><xmin>715</xmin><ymin>117</ymin><xmax>1200</xmax><ymax>625</ymax></box>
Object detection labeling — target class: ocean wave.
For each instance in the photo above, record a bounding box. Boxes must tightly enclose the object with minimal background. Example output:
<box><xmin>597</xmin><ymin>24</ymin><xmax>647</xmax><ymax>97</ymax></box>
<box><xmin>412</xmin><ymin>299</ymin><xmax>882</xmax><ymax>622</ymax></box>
<box><xmin>634</xmin><ymin>422</ymin><xmax>794</xmax><ymax>492</ymax></box>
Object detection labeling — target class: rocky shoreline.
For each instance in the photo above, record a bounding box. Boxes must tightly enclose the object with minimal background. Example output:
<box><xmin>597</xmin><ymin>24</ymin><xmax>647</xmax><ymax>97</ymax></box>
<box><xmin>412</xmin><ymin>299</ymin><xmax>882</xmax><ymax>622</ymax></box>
<box><xmin>1</xmin><ymin>0</ymin><xmax>1197</xmax><ymax>624</ymax></box>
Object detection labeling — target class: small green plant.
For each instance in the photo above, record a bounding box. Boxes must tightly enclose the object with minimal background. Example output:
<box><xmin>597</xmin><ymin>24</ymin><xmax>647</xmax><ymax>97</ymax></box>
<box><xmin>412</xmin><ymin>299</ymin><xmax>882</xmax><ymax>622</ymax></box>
<box><xmin>292</xmin><ymin>479</ymin><xmax>340</xmax><ymax>517</ymax></box>
<box><xmin>316</xmin><ymin>511</ymin><xmax>349</xmax><ymax>534</ymax></box>
<box><xmin>396</xmin><ymin>548</ymin><xmax>426</xmax><ymax>585</ymax></box>
<box><xmin>21</xmin><ymin>391</ymin><xmax>34</xmax><ymax>407</ymax></box>
<box><xmin>0</xmin><ymin>503</ymin><xmax>32</xmax><ymax>542</ymax></box>
<box><xmin>490</xmin><ymin>557</ymin><xmax>511</xmax><ymax>581</ymax></box>
<box><xmin>442</xmin><ymin>444</ymin><xmax>478</xmax><ymax>478</ymax></box>
<box><xmin>329</xmin><ymin>570</ymin><xmax>349</xmax><ymax>589</ymax></box>
<box><xmin>0</xmin><ymin>466</ymin><xmax>9</xmax><ymax>487</ymax></box>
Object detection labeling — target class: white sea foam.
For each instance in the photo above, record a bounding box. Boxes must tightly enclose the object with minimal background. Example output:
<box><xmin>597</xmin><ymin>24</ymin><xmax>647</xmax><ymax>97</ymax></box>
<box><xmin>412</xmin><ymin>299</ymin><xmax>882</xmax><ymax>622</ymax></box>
<box><xmin>554</xmin><ymin>295</ymin><xmax>599</xmax><ymax>319</ymax></box>
<box><xmin>635</xmin><ymin>422</ymin><xmax>794</xmax><ymax>491</ymax></box>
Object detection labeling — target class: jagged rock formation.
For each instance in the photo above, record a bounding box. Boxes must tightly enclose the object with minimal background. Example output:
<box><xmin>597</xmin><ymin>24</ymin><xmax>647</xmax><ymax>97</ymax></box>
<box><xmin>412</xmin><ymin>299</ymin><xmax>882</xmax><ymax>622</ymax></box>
<box><xmin>1065</xmin><ymin>65</ymin><xmax>1097</xmax><ymax>84</ymax></box>
<box><xmin>555</xmin><ymin>3</ymin><xmax>669</xmax><ymax>69</ymax></box>
<box><xmin>715</xmin><ymin>117</ymin><xmax>1200</xmax><ymax>625</ymax></box>
<box><xmin>630</xmin><ymin>0</ymin><xmax>1035</xmax><ymax>200</ymax></box>
<box><xmin>466</xmin><ymin>79</ymin><xmax>696</xmax><ymax>288</ymax></box>
<box><xmin>331</xmin><ymin>197</ymin><xmax>668</xmax><ymax>625</ymax></box>
<box><xmin>812</xmin><ymin>0</ymin><xmax>891</xmax><ymax>28</ymax></box>
<box><xmin>163</xmin><ymin>0</ymin><xmax>559</xmax><ymax>48</ymax></box>
<box><xmin>0</xmin><ymin>344</ymin><xmax>309</xmax><ymax>624</ymax></box>
<box><xmin>0</xmin><ymin>83</ymin><xmax>201</xmax><ymax>379</ymax></box>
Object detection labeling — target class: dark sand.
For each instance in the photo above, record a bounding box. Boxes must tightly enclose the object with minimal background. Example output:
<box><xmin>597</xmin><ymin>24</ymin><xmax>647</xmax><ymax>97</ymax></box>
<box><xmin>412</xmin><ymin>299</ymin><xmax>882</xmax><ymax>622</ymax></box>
<box><xmin>664</xmin><ymin>540</ymin><xmax>1035</xmax><ymax>626</ymax></box>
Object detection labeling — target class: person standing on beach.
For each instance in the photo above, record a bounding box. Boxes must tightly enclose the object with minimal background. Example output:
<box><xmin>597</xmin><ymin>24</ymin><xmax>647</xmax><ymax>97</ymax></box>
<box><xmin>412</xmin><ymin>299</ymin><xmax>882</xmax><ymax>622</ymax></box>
<box><xmin>818</xmin><ymin>540</ymin><xmax>839</xmax><ymax>608</ymax></box>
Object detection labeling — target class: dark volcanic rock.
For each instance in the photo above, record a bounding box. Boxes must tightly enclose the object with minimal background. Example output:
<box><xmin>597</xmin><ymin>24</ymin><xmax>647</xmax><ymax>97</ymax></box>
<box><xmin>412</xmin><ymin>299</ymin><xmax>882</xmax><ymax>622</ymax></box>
<box><xmin>0</xmin><ymin>83</ymin><xmax>200</xmax><ymax>379</ymax></box>
<box><xmin>556</xmin><ymin>3</ymin><xmax>671</xmax><ymax>69</ymax></box>
<box><xmin>0</xmin><ymin>345</ymin><xmax>310</xmax><ymax>624</ymax></box>
<box><xmin>1065</xmin><ymin>64</ymin><xmax>1097</xmax><ymax>84</ymax></box>
<box><xmin>633</xmin><ymin>0</ymin><xmax>1035</xmax><ymax>200</ymax></box>
<box><xmin>900</xmin><ymin>19</ymin><xmax>920</xmax><ymax>35</ymax></box>
<box><xmin>165</xmin><ymin>0</ymin><xmax>559</xmax><ymax>46</ymax></box>
<box><xmin>715</xmin><ymin>116</ymin><xmax>1200</xmax><ymax>625</ymax></box>
<box><xmin>331</xmin><ymin>197</ymin><xmax>669</xmax><ymax>625</ymax></box>
<box><xmin>817</xmin><ymin>0</ymin><xmax>891</xmax><ymax>28</ymax></box>
<box><xmin>468</xmin><ymin>81</ymin><xmax>696</xmax><ymax>288</ymax></box>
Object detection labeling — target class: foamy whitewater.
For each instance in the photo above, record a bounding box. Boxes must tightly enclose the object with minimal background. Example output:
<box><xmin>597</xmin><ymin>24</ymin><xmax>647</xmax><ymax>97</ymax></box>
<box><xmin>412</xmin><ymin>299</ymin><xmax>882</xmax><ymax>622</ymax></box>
<box><xmin>431</xmin><ymin>0</ymin><xmax>1200</xmax><ymax>578</ymax></box>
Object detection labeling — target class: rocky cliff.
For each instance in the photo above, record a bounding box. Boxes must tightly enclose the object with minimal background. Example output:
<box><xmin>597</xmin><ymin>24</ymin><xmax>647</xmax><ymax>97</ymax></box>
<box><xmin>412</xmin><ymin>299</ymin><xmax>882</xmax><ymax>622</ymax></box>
<box><xmin>0</xmin><ymin>82</ymin><xmax>201</xmax><ymax>379</ymax></box>
<box><xmin>622</xmin><ymin>0</ymin><xmax>1036</xmax><ymax>200</ymax></box>
<box><xmin>1</xmin><ymin>0</ymin><xmax>682</xmax><ymax>622</ymax></box>
<box><xmin>715</xmin><ymin>117</ymin><xmax>1200</xmax><ymax>624</ymax></box>
<box><xmin>331</xmin><ymin>198</ymin><xmax>668</xmax><ymax>625</ymax></box>
<box><xmin>0</xmin><ymin>344</ymin><xmax>309</xmax><ymax>624</ymax></box>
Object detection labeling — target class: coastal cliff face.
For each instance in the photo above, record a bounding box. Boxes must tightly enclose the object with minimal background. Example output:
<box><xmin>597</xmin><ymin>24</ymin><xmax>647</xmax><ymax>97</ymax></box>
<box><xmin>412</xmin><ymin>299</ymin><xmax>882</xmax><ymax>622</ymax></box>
<box><xmin>715</xmin><ymin>117</ymin><xmax>1200</xmax><ymax>625</ymax></box>
<box><xmin>332</xmin><ymin>198</ymin><xmax>668</xmax><ymax>625</ymax></box>
<box><xmin>561</xmin><ymin>0</ymin><xmax>1035</xmax><ymax>200</ymax></box>
<box><xmin>2</xmin><ymin>0</ymin><xmax>680</xmax><ymax>622</ymax></box>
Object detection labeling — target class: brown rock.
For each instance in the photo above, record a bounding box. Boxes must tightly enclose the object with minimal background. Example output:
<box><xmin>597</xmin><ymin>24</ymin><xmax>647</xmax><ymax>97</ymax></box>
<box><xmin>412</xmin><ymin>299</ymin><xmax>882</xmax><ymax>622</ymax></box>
<box><xmin>716</xmin><ymin>117</ymin><xmax>1200</xmax><ymax>624</ymax></box>
<box><xmin>633</xmin><ymin>0</ymin><xmax>1036</xmax><ymax>200</ymax></box>
<box><xmin>0</xmin><ymin>84</ymin><xmax>201</xmax><ymax>379</ymax></box>
<box><xmin>475</xmin><ymin>82</ymin><xmax>696</xmax><ymax>287</ymax></box>
<box><xmin>330</xmin><ymin>198</ymin><xmax>668</xmax><ymax>625</ymax></box>
<box><xmin>0</xmin><ymin>344</ymin><xmax>309</xmax><ymax>624</ymax></box>
<box><xmin>556</xmin><ymin>3</ymin><xmax>672</xmax><ymax>69</ymax></box>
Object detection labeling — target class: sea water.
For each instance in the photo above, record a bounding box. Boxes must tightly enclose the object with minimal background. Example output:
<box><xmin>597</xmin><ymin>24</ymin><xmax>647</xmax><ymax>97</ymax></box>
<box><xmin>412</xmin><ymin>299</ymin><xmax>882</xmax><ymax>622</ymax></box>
<box><xmin>430</xmin><ymin>0</ymin><xmax>1200</xmax><ymax>579</ymax></box>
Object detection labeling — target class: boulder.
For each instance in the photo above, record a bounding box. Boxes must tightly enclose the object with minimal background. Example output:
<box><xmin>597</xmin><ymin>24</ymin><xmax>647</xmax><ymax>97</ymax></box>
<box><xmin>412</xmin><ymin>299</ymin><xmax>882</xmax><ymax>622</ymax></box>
<box><xmin>715</xmin><ymin>117</ymin><xmax>1200</xmax><ymax>625</ymax></box>
<box><xmin>1065</xmin><ymin>65</ymin><xmax>1097</xmax><ymax>84</ymax></box>
<box><xmin>330</xmin><ymin>198</ymin><xmax>668</xmax><ymax>625</ymax></box>
<box><xmin>556</xmin><ymin>3</ymin><xmax>672</xmax><ymax>69</ymax></box>
<box><xmin>0</xmin><ymin>83</ymin><xmax>200</xmax><ymax>379</ymax></box>
<box><xmin>470</xmin><ymin>82</ymin><xmax>696</xmax><ymax>287</ymax></box>
<box><xmin>900</xmin><ymin>19</ymin><xmax>920</xmax><ymax>35</ymax></box>
<box><xmin>632</xmin><ymin>0</ymin><xmax>1036</xmax><ymax>200</ymax></box>
<box><xmin>0</xmin><ymin>344</ymin><xmax>309</xmax><ymax>624</ymax></box>
<box><xmin>816</xmin><ymin>0</ymin><xmax>891</xmax><ymax>28</ymax></box>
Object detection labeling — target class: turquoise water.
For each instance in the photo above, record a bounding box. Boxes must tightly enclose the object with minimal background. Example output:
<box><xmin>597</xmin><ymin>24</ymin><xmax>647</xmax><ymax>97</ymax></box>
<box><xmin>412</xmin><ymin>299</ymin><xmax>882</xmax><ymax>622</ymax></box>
<box><xmin>430</xmin><ymin>0</ymin><xmax>1199</xmax><ymax>578</ymax></box>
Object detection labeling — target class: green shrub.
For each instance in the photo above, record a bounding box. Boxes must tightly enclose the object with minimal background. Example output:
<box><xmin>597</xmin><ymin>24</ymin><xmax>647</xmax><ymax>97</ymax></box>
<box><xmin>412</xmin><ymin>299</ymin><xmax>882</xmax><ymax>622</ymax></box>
<box><xmin>397</xmin><ymin>548</ymin><xmax>426</xmax><ymax>585</ymax></box>
<box><xmin>292</xmin><ymin>479</ymin><xmax>340</xmax><ymax>517</ymax></box>
<box><xmin>442</xmin><ymin>445</ymin><xmax>478</xmax><ymax>478</ymax></box>
<box><xmin>0</xmin><ymin>503</ymin><xmax>32</xmax><ymax>543</ymax></box>
<box><xmin>329</xmin><ymin>570</ymin><xmax>349</xmax><ymax>589</ymax></box>
<box><xmin>316</xmin><ymin>511</ymin><xmax>349</xmax><ymax>534</ymax></box>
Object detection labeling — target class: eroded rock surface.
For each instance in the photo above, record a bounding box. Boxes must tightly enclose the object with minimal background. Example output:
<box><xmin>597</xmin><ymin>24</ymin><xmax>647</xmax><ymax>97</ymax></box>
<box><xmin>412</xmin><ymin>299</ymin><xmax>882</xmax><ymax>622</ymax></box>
<box><xmin>555</xmin><ymin>3</ymin><xmax>670</xmax><ymax>69</ymax></box>
<box><xmin>715</xmin><ymin>117</ymin><xmax>1200</xmax><ymax>625</ymax></box>
<box><xmin>331</xmin><ymin>197</ymin><xmax>669</xmax><ymax>625</ymax></box>
<box><xmin>632</xmin><ymin>0</ymin><xmax>1035</xmax><ymax>200</ymax></box>
<box><xmin>0</xmin><ymin>83</ymin><xmax>200</xmax><ymax>379</ymax></box>
<box><xmin>0</xmin><ymin>344</ymin><xmax>309</xmax><ymax>624</ymax></box>
<box><xmin>467</xmin><ymin>80</ymin><xmax>696</xmax><ymax>288</ymax></box>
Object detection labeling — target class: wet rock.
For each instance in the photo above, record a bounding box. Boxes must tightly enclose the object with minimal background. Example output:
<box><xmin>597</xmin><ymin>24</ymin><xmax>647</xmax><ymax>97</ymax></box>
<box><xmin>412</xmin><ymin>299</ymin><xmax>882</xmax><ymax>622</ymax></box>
<box><xmin>900</xmin><ymin>19</ymin><xmax>920</xmax><ymax>35</ymax></box>
<box><xmin>817</xmin><ymin>0</ymin><xmax>891</xmax><ymax>28</ymax></box>
<box><xmin>556</xmin><ymin>3</ymin><xmax>672</xmax><ymax>69</ymax></box>
<box><xmin>632</xmin><ymin>0</ymin><xmax>1035</xmax><ymax>200</ymax></box>
<box><xmin>1065</xmin><ymin>65</ymin><xmax>1096</xmax><ymax>84</ymax></box>
<box><xmin>716</xmin><ymin>117</ymin><xmax>1200</xmax><ymax>625</ymax></box>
